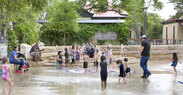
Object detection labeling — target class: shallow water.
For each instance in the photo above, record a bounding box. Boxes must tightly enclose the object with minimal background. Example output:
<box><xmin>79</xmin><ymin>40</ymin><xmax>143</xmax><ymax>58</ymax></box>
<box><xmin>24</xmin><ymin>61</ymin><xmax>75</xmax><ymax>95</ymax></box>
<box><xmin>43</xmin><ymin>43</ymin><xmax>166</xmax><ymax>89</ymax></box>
<box><xmin>0</xmin><ymin>60</ymin><xmax>183</xmax><ymax>95</ymax></box>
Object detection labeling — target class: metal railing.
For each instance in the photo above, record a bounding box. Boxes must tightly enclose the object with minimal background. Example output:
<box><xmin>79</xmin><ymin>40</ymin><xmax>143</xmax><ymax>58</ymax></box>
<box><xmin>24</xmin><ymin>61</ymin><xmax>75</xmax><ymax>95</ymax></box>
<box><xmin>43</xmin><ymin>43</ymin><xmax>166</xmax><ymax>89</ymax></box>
<box><xmin>128</xmin><ymin>39</ymin><xmax>183</xmax><ymax>45</ymax></box>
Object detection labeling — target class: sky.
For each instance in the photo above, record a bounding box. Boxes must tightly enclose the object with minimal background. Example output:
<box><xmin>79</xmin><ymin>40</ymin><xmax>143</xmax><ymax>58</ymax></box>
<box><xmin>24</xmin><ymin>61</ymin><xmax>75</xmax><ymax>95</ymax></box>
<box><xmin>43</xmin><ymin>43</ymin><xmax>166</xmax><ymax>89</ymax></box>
<box><xmin>147</xmin><ymin>0</ymin><xmax>177</xmax><ymax>20</ymax></box>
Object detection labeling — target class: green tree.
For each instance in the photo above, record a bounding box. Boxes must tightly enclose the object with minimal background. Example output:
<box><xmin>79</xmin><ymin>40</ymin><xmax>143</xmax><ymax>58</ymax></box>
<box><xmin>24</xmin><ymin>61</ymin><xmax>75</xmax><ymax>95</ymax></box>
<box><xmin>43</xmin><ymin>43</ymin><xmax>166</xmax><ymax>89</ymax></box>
<box><xmin>0</xmin><ymin>0</ymin><xmax>50</xmax><ymax>32</ymax></box>
<box><xmin>76</xmin><ymin>0</ymin><xmax>163</xmax><ymax>13</ymax></box>
<box><xmin>0</xmin><ymin>1</ymin><xmax>50</xmax><ymax>53</ymax></box>
<box><xmin>12</xmin><ymin>7</ymin><xmax>41</xmax><ymax>45</ymax></box>
<box><xmin>41</xmin><ymin>0</ymin><xmax>79</xmax><ymax>46</ymax></box>
<box><xmin>6</xmin><ymin>30</ymin><xmax>18</xmax><ymax>55</ymax></box>
<box><xmin>146</xmin><ymin>13</ymin><xmax>163</xmax><ymax>39</ymax></box>
<box><xmin>170</xmin><ymin>0</ymin><xmax>183</xmax><ymax>18</ymax></box>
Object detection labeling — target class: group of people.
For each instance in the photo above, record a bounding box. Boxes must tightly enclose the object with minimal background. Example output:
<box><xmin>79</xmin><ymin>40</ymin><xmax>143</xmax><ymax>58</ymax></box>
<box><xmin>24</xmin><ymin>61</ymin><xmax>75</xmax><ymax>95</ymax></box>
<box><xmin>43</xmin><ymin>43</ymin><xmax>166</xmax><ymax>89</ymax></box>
<box><xmin>1</xmin><ymin>35</ymin><xmax>183</xmax><ymax>95</ymax></box>
<box><xmin>8</xmin><ymin>42</ymin><xmax>43</xmax><ymax>74</ymax></box>
<box><xmin>54</xmin><ymin>36</ymin><xmax>152</xmax><ymax>91</ymax></box>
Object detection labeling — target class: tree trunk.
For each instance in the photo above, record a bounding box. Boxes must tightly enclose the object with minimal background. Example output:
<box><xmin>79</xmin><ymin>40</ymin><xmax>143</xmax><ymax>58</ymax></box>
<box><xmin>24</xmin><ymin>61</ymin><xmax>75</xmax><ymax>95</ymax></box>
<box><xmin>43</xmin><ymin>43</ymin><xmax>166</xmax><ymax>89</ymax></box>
<box><xmin>134</xmin><ymin>26</ymin><xmax>141</xmax><ymax>44</ymax></box>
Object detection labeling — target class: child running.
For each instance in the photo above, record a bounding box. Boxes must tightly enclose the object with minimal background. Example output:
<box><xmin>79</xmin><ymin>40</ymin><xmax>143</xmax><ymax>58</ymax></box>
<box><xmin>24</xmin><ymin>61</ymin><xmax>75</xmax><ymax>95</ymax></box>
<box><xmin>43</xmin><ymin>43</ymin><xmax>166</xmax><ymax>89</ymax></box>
<box><xmin>100</xmin><ymin>55</ymin><xmax>108</xmax><ymax>91</ymax></box>
<box><xmin>124</xmin><ymin>58</ymin><xmax>131</xmax><ymax>76</ymax></box>
<box><xmin>94</xmin><ymin>50</ymin><xmax>100</xmax><ymax>72</ymax></box>
<box><xmin>116</xmin><ymin>60</ymin><xmax>127</xmax><ymax>84</ymax></box>
<box><xmin>1</xmin><ymin>57</ymin><xmax>13</xmax><ymax>95</ymax></box>
<box><xmin>83</xmin><ymin>52</ymin><xmax>89</xmax><ymax>73</ymax></box>
<box><xmin>171</xmin><ymin>52</ymin><xmax>182</xmax><ymax>74</ymax></box>
<box><xmin>57</xmin><ymin>50</ymin><xmax>63</xmax><ymax>71</ymax></box>
<box><xmin>65</xmin><ymin>48</ymin><xmax>70</xmax><ymax>66</ymax></box>
<box><xmin>71</xmin><ymin>46</ymin><xmax>76</xmax><ymax>67</ymax></box>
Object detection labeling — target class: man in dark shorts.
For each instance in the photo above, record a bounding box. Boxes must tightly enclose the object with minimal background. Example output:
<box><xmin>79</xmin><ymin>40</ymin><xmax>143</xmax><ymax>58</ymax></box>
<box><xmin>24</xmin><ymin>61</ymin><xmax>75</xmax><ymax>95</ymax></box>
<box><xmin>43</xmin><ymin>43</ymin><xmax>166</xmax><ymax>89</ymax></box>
<box><xmin>139</xmin><ymin>35</ymin><xmax>151</xmax><ymax>78</ymax></box>
<box><xmin>100</xmin><ymin>56</ymin><xmax>108</xmax><ymax>91</ymax></box>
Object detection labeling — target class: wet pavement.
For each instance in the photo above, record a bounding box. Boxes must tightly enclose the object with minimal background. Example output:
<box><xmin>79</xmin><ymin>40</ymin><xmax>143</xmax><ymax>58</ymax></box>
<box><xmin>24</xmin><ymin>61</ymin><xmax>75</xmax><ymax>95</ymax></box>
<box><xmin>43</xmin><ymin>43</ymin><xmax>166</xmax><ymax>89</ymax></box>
<box><xmin>0</xmin><ymin>60</ymin><xmax>183</xmax><ymax>95</ymax></box>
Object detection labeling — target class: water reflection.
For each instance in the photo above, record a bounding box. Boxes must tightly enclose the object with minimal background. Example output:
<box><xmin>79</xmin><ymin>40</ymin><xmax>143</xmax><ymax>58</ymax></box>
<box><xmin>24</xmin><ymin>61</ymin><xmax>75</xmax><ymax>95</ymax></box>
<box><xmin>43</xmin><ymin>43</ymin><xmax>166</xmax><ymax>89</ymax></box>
<box><xmin>0</xmin><ymin>61</ymin><xmax>183</xmax><ymax>95</ymax></box>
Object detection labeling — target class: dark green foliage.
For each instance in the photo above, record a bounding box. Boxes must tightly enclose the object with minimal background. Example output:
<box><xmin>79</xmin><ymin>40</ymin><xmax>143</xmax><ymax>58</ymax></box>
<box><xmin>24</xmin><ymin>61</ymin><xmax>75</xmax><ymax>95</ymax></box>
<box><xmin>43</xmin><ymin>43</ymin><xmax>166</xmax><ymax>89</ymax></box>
<box><xmin>41</xmin><ymin>23</ymin><xmax>130</xmax><ymax>45</ymax></box>
<box><xmin>6</xmin><ymin>30</ymin><xmax>18</xmax><ymax>55</ymax></box>
<box><xmin>170</xmin><ymin>0</ymin><xmax>183</xmax><ymax>18</ymax></box>
<box><xmin>146</xmin><ymin>13</ymin><xmax>163</xmax><ymax>39</ymax></box>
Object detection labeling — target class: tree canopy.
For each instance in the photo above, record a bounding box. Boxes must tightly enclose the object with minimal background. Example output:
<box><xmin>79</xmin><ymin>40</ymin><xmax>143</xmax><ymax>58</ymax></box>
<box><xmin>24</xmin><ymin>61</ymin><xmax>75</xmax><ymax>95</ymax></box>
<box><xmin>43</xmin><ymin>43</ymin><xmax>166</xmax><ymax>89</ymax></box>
<box><xmin>146</xmin><ymin>13</ymin><xmax>163</xmax><ymax>39</ymax></box>
<box><xmin>0</xmin><ymin>0</ymin><xmax>51</xmax><ymax>31</ymax></box>
<box><xmin>41</xmin><ymin>0</ymin><xmax>79</xmax><ymax>45</ymax></box>
<box><xmin>170</xmin><ymin>0</ymin><xmax>183</xmax><ymax>18</ymax></box>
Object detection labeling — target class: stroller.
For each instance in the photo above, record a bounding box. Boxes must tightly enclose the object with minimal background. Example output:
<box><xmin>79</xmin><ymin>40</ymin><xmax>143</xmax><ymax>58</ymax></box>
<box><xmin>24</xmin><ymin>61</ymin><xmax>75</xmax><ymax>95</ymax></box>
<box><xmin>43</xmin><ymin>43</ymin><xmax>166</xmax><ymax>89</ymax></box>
<box><xmin>17</xmin><ymin>53</ymin><xmax>29</xmax><ymax>72</ymax></box>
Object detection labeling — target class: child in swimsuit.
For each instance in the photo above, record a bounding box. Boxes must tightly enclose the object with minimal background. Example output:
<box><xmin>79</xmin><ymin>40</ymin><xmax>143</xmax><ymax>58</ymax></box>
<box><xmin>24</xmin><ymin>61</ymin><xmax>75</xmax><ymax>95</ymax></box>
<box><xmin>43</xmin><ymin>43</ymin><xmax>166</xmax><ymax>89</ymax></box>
<box><xmin>76</xmin><ymin>46</ymin><xmax>81</xmax><ymax>67</ymax></box>
<box><xmin>1</xmin><ymin>57</ymin><xmax>13</xmax><ymax>95</ymax></box>
<box><xmin>124</xmin><ymin>58</ymin><xmax>131</xmax><ymax>76</ymax></box>
<box><xmin>71</xmin><ymin>46</ymin><xmax>76</xmax><ymax>67</ymax></box>
<box><xmin>65</xmin><ymin>48</ymin><xmax>70</xmax><ymax>66</ymax></box>
<box><xmin>116</xmin><ymin>60</ymin><xmax>127</xmax><ymax>84</ymax></box>
<box><xmin>171</xmin><ymin>52</ymin><xmax>182</xmax><ymax>74</ymax></box>
<box><xmin>57</xmin><ymin>50</ymin><xmax>63</xmax><ymax>71</ymax></box>
<box><xmin>100</xmin><ymin>55</ymin><xmax>108</xmax><ymax>91</ymax></box>
<box><xmin>94</xmin><ymin>50</ymin><xmax>100</xmax><ymax>72</ymax></box>
<box><xmin>83</xmin><ymin>52</ymin><xmax>89</xmax><ymax>73</ymax></box>
<box><xmin>106</xmin><ymin>47</ymin><xmax>110</xmax><ymax>63</ymax></box>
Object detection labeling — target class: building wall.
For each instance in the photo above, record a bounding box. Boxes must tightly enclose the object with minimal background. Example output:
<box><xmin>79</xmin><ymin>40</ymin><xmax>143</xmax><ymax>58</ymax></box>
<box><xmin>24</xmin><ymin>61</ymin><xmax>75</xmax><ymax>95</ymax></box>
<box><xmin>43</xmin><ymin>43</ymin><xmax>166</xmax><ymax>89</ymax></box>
<box><xmin>163</xmin><ymin>22</ymin><xmax>183</xmax><ymax>44</ymax></box>
<box><xmin>177</xmin><ymin>23</ymin><xmax>183</xmax><ymax>39</ymax></box>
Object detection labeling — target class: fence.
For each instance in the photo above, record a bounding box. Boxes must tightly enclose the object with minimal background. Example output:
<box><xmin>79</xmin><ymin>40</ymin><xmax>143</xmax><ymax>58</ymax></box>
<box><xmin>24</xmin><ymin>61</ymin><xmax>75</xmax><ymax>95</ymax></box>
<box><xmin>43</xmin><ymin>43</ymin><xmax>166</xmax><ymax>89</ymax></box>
<box><xmin>128</xmin><ymin>39</ymin><xmax>183</xmax><ymax>45</ymax></box>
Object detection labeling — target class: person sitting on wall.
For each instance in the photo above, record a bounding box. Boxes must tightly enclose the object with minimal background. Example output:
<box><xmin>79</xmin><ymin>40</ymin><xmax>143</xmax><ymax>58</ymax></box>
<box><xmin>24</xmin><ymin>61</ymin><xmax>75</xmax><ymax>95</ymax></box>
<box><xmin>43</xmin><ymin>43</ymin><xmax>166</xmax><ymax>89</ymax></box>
<box><xmin>29</xmin><ymin>42</ymin><xmax>44</xmax><ymax>62</ymax></box>
<box><xmin>9</xmin><ymin>46</ymin><xmax>28</xmax><ymax>73</ymax></box>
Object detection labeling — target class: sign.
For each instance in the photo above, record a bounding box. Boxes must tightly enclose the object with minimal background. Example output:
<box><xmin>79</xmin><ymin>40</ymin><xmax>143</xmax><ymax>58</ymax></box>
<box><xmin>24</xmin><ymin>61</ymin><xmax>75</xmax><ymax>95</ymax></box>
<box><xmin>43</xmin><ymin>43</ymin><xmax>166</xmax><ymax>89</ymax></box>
<box><xmin>92</xmin><ymin>32</ymin><xmax>117</xmax><ymax>40</ymax></box>
<box><xmin>0</xmin><ymin>44</ymin><xmax>7</xmax><ymax>57</ymax></box>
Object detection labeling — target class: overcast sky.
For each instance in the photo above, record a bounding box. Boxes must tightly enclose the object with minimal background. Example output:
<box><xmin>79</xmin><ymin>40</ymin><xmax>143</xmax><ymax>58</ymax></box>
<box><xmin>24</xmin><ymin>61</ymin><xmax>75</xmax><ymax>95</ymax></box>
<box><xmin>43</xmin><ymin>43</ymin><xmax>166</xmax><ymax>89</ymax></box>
<box><xmin>147</xmin><ymin>0</ymin><xmax>177</xmax><ymax>20</ymax></box>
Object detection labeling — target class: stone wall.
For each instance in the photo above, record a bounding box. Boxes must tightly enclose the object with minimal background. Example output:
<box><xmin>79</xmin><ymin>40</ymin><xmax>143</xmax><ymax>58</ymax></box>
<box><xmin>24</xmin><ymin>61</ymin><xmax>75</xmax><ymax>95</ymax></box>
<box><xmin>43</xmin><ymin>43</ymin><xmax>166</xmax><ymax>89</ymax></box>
<box><xmin>20</xmin><ymin>44</ymin><xmax>183</xmax><ymax>65</ymax></box>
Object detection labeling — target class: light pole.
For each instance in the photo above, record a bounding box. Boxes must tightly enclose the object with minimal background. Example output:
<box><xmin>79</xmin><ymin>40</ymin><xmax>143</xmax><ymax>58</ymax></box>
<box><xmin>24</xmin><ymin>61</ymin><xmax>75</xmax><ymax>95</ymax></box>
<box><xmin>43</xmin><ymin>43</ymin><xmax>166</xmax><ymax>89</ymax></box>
<box><xmin>142</xmin><ymin>6</ymin><xmax>148</xmax><ymax>35</ymax></box>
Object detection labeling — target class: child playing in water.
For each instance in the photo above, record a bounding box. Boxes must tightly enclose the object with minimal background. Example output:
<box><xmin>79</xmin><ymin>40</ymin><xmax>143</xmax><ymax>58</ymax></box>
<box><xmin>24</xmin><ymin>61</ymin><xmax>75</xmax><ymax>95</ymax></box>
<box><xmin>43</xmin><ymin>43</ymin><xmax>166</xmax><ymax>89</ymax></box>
<box><xmin>171</xmin><ymin>52</ymin><xmax>182</xmax><ymax>74</ymax></box>
<box><xmin>102</xmin><ymin>52</ymin><xmax>107</xmax><ymax>62</ymax></box>
<box><xmin>116</xmin><ymin>60</ymin><xmax>127</xmax><ymax>84</ymax></box>
<box><xmin>94</xmin><ymin>50</ymin><xmax>100</xmax><ymax>72</ymax></box>
<box><xmin>124</xmin><ymin>58</ymin><xmax>131</xmax><ymax>76</ymax></box>
<box><xmin>71</xmin><ymin>46</ymin><xmax>76</xmax><ymax>67</ymax></box>
<box><xmin>100</xmin><ymin>55</ymin><xmax>108</xmax><ymax>91</ymax></box>
<box><xmin>83</xmin><ymin>52</ymin><xmax>89</xmax><ymax>73</ymax></box>
<box><xmin>109</xmin><ymin>51</ymin><xmax>113</xmax><ymax>68</ymax></box>
<box><xmin>106</xmin><ymin>47</ymin><xmax>110</xmax><ymax>63</ymax></box>
<box><xmin>57</xmin><ymin>50</ymin><xmax>63</xmax><ymax>71</ymax></box>
<box><xmin>65</xmin><ymin>48</ymin><xmax>70</xmax><ymax>66</ymax></box>
<box><xmin>76</xmin><ymin>46</ymin><xmax>80</xmax><ymax>67</ymax></box>
<box><xmin>1</xmin><ymin>57</ymin><xmax>13</xmax><ymax>95</ymax></box>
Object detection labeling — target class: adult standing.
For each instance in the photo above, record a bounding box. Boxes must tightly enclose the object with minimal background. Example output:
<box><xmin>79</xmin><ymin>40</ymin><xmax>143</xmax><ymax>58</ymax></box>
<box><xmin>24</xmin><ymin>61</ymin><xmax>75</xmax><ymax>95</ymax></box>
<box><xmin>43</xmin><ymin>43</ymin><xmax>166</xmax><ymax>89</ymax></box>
<box><xmin>139</xmin><ymin>35</ymin><xmax>151</xmax><ymax>78</ymax></box>
<box><xmin>30</xmin><ymin>42</ymin><xmax>43</xmax><ymax>62</ymax></box>
<box><xmin>9</xmin><ymin>46</ymin><xmax>26</xmax><ymax>73</ymax></box>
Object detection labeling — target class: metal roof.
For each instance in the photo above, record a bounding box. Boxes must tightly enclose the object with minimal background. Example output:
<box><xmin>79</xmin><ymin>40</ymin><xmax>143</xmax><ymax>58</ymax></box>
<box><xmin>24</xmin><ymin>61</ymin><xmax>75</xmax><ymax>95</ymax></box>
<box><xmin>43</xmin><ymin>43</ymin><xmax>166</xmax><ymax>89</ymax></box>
<box><xmin>77</xmin><ymin>19</ymin><xmax>124</xmax><ymax>23</ymax></box>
